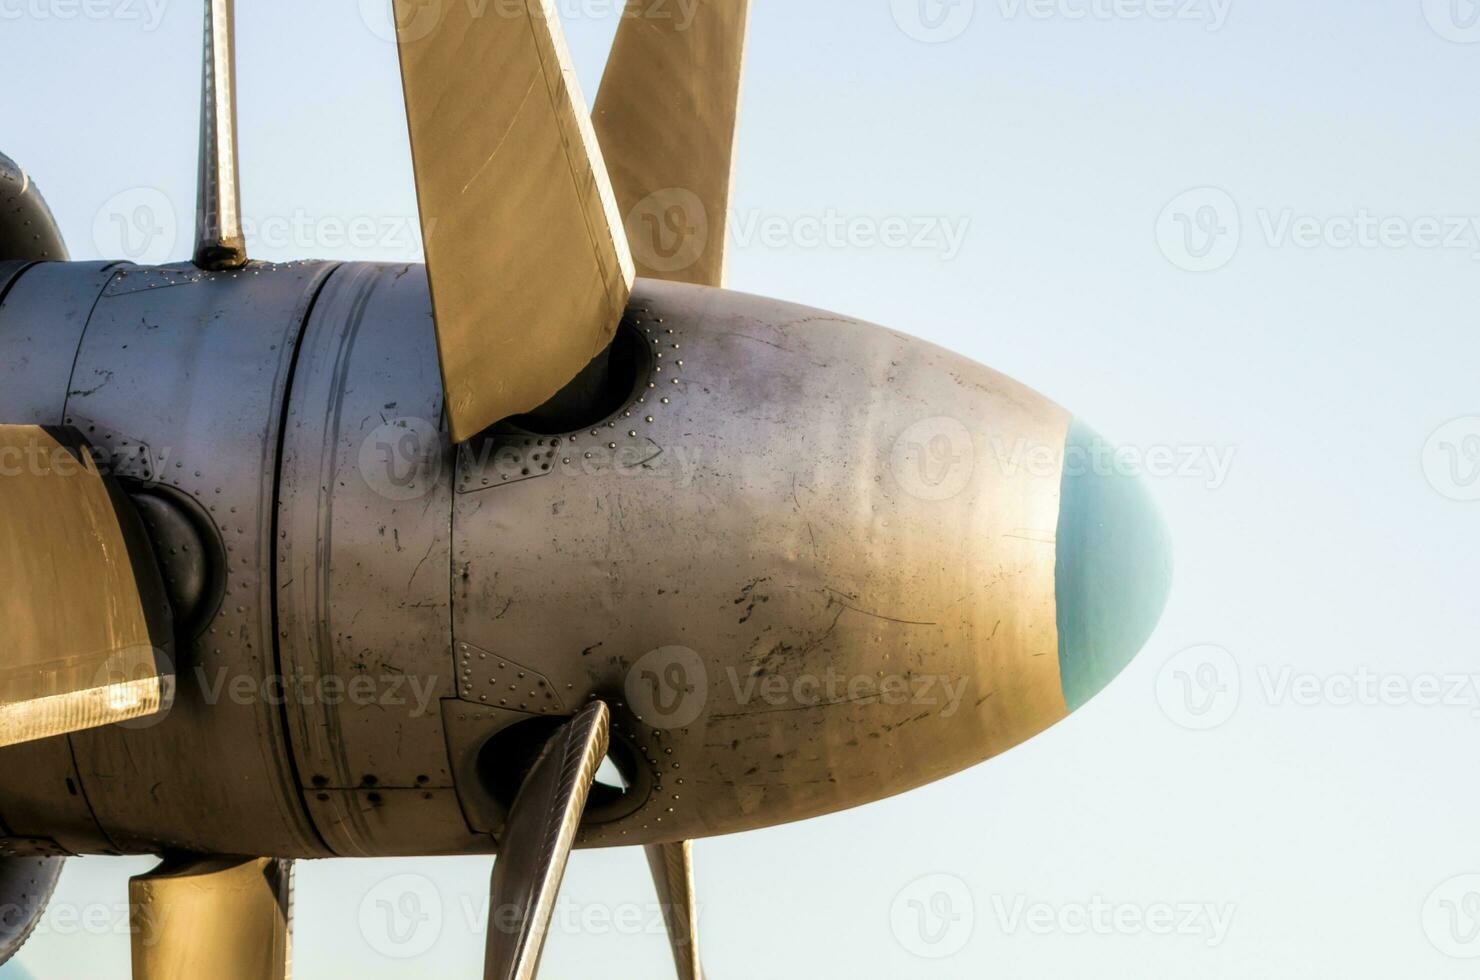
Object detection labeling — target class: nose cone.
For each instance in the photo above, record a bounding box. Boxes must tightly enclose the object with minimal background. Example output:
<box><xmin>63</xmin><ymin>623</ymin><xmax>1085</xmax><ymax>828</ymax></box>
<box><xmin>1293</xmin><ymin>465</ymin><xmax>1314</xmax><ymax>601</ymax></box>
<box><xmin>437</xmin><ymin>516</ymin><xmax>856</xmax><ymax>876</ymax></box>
<box><xmin>1054</xmin><ymin>420</ymin><xmax>1174</xmax><ymax>711</ymax></box>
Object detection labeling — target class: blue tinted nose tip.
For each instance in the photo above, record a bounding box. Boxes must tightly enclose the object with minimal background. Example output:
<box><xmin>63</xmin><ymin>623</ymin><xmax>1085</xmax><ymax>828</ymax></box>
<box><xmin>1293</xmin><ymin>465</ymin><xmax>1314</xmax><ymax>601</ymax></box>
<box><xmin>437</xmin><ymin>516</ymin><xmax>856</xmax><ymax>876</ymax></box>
<box><xmin>1055</xmin><ymin>420</ymin><xmax>1174</xmax><ymax>711</ymax></box>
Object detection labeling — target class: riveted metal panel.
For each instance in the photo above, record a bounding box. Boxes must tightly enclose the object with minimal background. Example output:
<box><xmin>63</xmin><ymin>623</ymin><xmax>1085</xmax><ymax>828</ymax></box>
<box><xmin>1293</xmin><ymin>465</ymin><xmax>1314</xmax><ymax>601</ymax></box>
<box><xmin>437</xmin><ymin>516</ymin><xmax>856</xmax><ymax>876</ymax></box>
<box><xmin>275</xmin><ymin>262</ymin><xmax>474</xmax><ymax>856</ymax></box>
<box><xmin>454</xmin><ymin>280</ymin><xmax>1071</xmax><ymax>849</ymax></box>
<box><xmin>61</xmin><ymin>260</ymin><xmax>337</xmax><ymax>857</ymax></box>
<box><xmin>0</xmin><ymin>152</ymin><xmax>68</xmax><ymax>262</ymax></box>
<box><xmin>0</xmin><ymin>261</ymin><xmax>128</xmax><ymax>856</ymax></box>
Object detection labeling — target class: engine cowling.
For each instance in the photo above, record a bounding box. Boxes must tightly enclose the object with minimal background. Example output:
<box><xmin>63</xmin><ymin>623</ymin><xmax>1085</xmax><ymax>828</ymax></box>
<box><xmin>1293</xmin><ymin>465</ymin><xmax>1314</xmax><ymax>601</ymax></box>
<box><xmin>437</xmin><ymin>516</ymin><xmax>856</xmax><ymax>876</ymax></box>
<box><xmin>0</xmin><ymin>262</ymin><xmax>1169</xmax><ymax>858</ymax></box>
<box><xmin>0</xmin><ymin>856</ymin><xmax>63</xmax><ymax>967</ymax></box>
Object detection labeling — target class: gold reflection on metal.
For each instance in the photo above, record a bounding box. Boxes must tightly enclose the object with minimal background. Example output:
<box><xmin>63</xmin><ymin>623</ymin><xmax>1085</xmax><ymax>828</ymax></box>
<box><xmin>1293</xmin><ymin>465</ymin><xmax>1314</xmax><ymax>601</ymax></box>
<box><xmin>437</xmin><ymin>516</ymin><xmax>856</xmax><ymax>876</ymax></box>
<box><xmin>394</xmin><ymin>0</ymin><xmax>635</xmax><ymax>442</ymax></box>
<box><xmin>0</xmin><ymin>426</ymin><xmax>170</xmax><ymax>748</ymax></box>
<box><xmin>130</xmin><ymin>857</ymin><xmax>293</xmax><ymax>980</ymax></box>
<box><xmin>594</xmin><ymin>0</ymin><xmax>750</xmax><ymax>287</ymax></box>
<box><xmin>646</xmin><ymin>840</ymin><xmax>703</xmax><ymax>980</ymax></box>
<box><xmin>484</xmin><ymin>701</ymin><xmax>609</xmax><ymax>980</ymax></box>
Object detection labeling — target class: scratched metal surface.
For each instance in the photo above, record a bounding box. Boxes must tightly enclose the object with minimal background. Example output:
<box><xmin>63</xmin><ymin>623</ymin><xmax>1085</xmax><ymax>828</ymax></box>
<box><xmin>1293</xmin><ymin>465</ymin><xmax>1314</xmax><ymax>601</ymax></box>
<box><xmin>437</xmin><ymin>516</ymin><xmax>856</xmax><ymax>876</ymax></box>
<box><xmin>0</xmin><ymin>262</ymin><xmax>131</xmax><ymax>856</ymax></box>
<box><xmin>276</xmin><ymin>262</ymin><xmax>478</xmax><ymax>857</ymax></box>
<box><xmin>454</xmin><ymin>279</ymin><xmax>1072</xmax><ymax>850</ymax></box>
<box><xmin>60</xmin><ymin>261</ymin><xmax>337</xmax><ymax>857</ymax></box>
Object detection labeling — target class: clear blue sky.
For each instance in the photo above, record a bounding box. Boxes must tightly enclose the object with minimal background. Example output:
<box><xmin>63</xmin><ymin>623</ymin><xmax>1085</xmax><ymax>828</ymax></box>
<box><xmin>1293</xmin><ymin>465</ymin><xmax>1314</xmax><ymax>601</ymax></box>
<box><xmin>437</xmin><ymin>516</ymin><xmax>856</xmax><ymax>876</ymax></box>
<box><xmin>4</xmin><ymin>1</ymin><xmax>1480</xmax><ymax>976</ymax></box>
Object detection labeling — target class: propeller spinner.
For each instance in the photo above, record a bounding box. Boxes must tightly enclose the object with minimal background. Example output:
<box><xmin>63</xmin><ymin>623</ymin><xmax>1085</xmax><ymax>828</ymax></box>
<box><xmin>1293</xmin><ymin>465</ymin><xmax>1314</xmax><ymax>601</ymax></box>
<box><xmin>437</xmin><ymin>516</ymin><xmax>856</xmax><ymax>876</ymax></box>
<box><xmin>0</xmin><ymin>2</ymin><xmax>1172</xmax><ymax>978</ymax></box>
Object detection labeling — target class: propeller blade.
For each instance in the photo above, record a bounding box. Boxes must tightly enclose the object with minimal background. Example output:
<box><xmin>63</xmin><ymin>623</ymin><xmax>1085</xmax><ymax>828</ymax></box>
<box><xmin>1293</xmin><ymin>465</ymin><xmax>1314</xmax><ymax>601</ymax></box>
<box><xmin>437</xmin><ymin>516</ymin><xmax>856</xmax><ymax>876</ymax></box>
<box><xmin>0</xmin><ymin>426</ymin><xmax>173</xmax><ymax>748</ymax></box>
<box><xmin>593</xmin><ymin>0</ymin><xmax>750</xmax><ymax>287</ymax></box>
<box><xmin>485</xmin><ymin>701</ymin><xmax>610</xmax><ymax>980</ymax></box>
<box><xmin>393</xmin><ymin>0</ymin><xmax>635</xmax><ymax>442</ymax></box>
<box><xmin>129</xmin><ymin>856</ymin><xmax>293</xmax><ymax>980</ymax></box>
<box><xmin>194</xmin><ymin>0</ymin><xmax>247</xmax><ymax>270</ymax></box>
<box><xmin>645</xmin><ymin>840</ymin><xmax>703</xmax><ymax>980</ymax></box>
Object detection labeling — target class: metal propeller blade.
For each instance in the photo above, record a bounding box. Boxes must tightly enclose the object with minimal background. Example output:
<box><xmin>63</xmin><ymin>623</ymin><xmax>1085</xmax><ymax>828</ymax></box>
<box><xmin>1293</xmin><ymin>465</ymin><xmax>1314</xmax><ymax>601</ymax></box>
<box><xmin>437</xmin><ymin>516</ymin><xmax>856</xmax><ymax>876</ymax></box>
<box><xmin>393</xmin><ymin>0</ymin><xmax>635</xmax><ymax>443</ymax></box>
<box><xmin>485</xmin><ymin>701</ymin><xmax>610</xmax><ymax>980</ymax></box>
<box><xmin>129</xmin><ymin>856</ymin><xmax>293</xmax><ymax>980</ymax></box>
<box><xmin>0</xmin><ymin>426</ymin><xmax>173</xmax><ymax>748</ymax></box>
<box><xmin>593</xmin><ymin>0</ymin><xmax>751</xmax><ymax>287</ymax></box>
<box><xmin>646</xmin><ymin>840</ymin><xmax>703</xmax><ymax>980</ymax></box>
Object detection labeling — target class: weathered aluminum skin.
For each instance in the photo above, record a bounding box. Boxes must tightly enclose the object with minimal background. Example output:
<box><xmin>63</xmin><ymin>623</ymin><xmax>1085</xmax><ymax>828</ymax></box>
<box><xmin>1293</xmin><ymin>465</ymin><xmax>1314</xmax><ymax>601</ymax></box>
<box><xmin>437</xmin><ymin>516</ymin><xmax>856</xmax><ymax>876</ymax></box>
<box><xmin>275</xmin><ymin>263</ymin><xmax>476</xmax><ymax>856</ymax></box>
<box><xmin>0</xmin><ymin>260</ymin><xmax>339</xmax><ymax>857</ymax></box>
<box><xmin>454</xmin><ymin>280</ymin><xmax>1071</xmax><ymax>849</ymax></box>
<box><xmin>0</xmin><ymin>262</ymin><xmax>119</xmax><ymax>424</ymax></box>
<box><xmin>0</xmin><ymin>261</ymin><xmax>30</xmax><ymax>301</ymax></box>
<box><xmin>65</xmin><ymin>262</ymin><xmax>338</xmax><ymax>856</ymax></box>
<box><xmin>0</xmin><ymin>265</ymin><xmax>1074</xmax><ymax>860</ymax></box>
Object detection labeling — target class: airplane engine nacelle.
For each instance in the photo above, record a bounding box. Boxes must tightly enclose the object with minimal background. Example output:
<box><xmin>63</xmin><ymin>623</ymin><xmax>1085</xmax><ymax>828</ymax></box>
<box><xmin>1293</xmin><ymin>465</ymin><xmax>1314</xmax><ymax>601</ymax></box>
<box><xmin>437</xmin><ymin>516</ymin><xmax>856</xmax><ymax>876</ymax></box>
<box><xmin>0</xmin><ymin>856</ymin><xmax>63</xmax><ymax>966</ymax></box>
<box><xmin>0</xmin><ymin>261</ymin><xmax>1169</xmax><ymax>859</ymax></box>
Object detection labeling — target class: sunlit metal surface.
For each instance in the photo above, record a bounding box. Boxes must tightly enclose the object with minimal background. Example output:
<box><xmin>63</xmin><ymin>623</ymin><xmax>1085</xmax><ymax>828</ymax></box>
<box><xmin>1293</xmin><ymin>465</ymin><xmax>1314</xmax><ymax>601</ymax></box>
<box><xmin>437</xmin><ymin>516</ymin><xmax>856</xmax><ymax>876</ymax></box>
<box><xmin>0</xmin><ymin>425</ymin><xmax>172</xmax><ymax>748</ymax></box>
<box><xmin>129</xmin><ymin>856</ymin><xmax>293</xmax><ymax>980</ymax></box>
<box><xmin>394</xmin><ymin>0</ymin><xmax>634</xmax><ymax>442</ymax></box>
<box><xmin>484</xmin><ymin>701</ymin><xmax>610</xmax><ymax>980</ymax></box>
<box><xmin>646</xmin><ymin>840</ymin><xmax>703</xmax><ymax>980</ymax></box>
<box><xmin>594</xmin><ymin>0</ymin><xmax>750</xmax><ymax>287</ymax></box>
